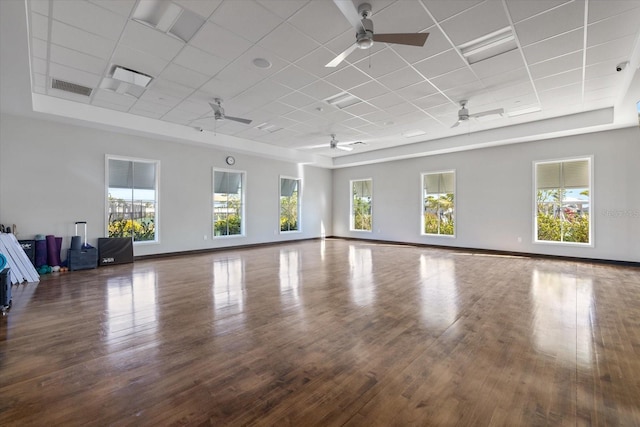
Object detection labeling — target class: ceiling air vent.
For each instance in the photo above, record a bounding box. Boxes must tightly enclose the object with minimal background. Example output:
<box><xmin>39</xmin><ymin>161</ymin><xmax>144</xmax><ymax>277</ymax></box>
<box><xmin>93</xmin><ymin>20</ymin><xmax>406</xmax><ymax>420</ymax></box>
<box><xmin>51</xmin><ymin>79</ymin><xmax>93</xmax><ymax>97</ymax></box>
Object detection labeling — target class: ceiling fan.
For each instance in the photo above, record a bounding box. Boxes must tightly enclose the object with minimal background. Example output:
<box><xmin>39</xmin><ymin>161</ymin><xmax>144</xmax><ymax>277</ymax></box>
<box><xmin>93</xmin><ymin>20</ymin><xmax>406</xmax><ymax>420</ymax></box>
<box><xmin>451</xmin><ymin>100</ymin><xmax>504</xmax><ymax>128</ymax></box>
<box><xmin>208</xmin><ymin>98</ymin><xmax>252</xmax><ymax>125</ymax></box>
<box><xmin>330</xmin><ymin>134</ymin><xmax>354</xmax><ymax>151</ymax></box>
<box><xmin>326</xmin><ymin>1</ymin><xmax>429</xmax><ymax>67</ymax></box>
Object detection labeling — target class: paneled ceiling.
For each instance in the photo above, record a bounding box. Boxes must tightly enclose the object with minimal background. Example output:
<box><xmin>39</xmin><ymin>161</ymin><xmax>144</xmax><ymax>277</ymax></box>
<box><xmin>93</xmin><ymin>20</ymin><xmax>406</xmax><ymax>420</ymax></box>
<box><xmin>13</xmin><ymin>0</ymin><xmax>640</xmax><ymax>163</ymax></box>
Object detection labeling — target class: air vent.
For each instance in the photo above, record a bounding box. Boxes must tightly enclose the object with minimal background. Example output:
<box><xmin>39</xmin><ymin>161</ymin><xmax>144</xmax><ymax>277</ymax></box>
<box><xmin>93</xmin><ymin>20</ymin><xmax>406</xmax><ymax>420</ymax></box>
<box><xmin>51</xmin><ymin>79</ymin><xmax>93</xmax><ymax>97</ymax></box>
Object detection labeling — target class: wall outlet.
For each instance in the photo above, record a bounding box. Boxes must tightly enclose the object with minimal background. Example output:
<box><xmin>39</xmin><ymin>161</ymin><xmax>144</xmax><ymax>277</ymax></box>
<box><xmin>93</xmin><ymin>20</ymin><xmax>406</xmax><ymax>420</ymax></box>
<box><xmin>517</xmin><ymin>236</ymin><xmax>522</xmax><ymax>243</ymax></box>
<box><xmin>203</xmin><ymin>234</ymin><xmax>208</xmax><ymax>240</ymax></box>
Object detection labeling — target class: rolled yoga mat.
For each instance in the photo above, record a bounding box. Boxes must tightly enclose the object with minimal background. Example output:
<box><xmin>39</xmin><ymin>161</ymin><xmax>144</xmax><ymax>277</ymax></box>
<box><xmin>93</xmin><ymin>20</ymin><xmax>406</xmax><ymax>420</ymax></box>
<box><xmin>70</xmin><ymin>236</ymin><xmax>82</xmax><ymax>251</ymax></box>
<box><xmin>0</xmin><ymin>253</ymin><xmax>7</xmax><ymax>270</ymax></box>
<box><xmin>35</xmin><ymin>240</ymin><xmax>47</xmax><ymax>267</ymax></box>
<box><xmin>46</xmin><ymin>235</ymin><xmax>62</xmax><ymax>267</ymax></box>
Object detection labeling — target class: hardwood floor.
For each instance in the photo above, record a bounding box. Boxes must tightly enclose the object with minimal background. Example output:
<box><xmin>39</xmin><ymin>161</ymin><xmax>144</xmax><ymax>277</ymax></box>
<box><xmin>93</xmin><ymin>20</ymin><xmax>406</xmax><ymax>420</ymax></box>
<box><xmin>1</xmin><ymin>238</ymin><xmax>639</xmax><ymax>426</ymax></box>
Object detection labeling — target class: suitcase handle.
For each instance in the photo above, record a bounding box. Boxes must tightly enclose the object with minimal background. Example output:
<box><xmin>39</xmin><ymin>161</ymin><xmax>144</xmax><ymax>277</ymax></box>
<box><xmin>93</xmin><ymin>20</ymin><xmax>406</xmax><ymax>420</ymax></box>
<box><xmin>75</xmin><ymin>221</ymin><xmax>87</xmax><ymax>225</ymax></box>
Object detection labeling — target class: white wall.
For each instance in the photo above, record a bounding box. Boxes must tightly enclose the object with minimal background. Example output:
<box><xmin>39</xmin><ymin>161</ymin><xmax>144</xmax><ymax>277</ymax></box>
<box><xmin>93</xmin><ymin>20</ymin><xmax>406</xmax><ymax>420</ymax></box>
<box><xmin>0</xmin><ymin>113</ymin><xmax>332</xmax><ymax>258</ymax></box>
<box><xmin>333</xmin><ymin>126</ymin><xmax>640</xmax><ymax>263</ymax></box>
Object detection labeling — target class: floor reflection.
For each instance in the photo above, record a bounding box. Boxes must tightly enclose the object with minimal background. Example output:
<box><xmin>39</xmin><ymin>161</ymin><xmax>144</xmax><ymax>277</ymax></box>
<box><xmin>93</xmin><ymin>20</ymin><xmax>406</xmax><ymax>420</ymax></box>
<box><xmin>106</xmin><ymin>270</ymin><xmax>158</xmax><ymax>342</ymax></box>
<box><xmin>419</xmin><ymin>255</ymin><xmax>459</xmax><ymax>329</ymax></box>
<box><xmin>348</xmin><ymin>245</ymin><xmax>375</xmax><ymax>307</ymax></box>
<box><xmin>212</xmin><ymin>257</ymin><xmax>245</xmax><ymax>311</ymax></box>
<box><xmin>531</xmin><ymin>269</ymin><xmax>593</xmax><ymax>367</ymax></box>
<box><xmin>279</xmin><ymin>249</ymin><xmax>301</xmax><ymax>301</ymax></box>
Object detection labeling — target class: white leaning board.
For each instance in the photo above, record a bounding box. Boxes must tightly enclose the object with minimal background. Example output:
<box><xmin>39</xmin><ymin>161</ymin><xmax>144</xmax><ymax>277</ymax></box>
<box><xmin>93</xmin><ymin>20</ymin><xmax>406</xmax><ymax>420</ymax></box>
<box><xmin>0</xmin><ymin>233</ymin><xmax>40</xmax><ymax>284</ymax></box>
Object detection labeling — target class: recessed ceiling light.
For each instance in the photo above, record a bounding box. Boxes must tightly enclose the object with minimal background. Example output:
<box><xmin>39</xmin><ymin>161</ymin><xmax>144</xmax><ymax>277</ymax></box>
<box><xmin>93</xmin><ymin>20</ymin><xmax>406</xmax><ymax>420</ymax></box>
<box><xmin>458</xmin><ymin>26</ymin><xmax>517</xmax><ymax>65</ymax></box>
<box><xmin>507</xmin><ymin>106</ymin><xmax>542</xmax><ymax>117</ymax></box>
<box><xmin>252</xmin><ymin>58</ymin><xmax>272</xmax><ymax>69</ymax></box>
<box><xmin>402</xmin><ymin>129</ymin><xmax>426</xmax><ymax>138</ymax></box>
<box><xmin>112</xmin><ymin>66</ymin><xmax>153</xmax><ymax>88</ymax></box>
<box><xmin>325</xmin><ymin>92</ymin><xmax>361</xmax><ymax>109</ymax></box>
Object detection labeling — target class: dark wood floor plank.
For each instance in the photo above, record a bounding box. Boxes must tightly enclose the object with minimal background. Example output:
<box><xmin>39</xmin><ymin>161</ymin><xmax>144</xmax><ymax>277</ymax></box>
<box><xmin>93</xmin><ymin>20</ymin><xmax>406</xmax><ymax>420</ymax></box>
<box><xmin>1</xmin><ymin>239</ymin><xmax>639</xmax><ymax>425</ymax></box>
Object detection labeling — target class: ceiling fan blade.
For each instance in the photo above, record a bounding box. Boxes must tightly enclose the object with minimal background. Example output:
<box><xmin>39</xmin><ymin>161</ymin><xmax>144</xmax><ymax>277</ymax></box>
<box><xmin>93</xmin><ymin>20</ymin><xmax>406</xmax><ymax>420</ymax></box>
<box><xmin>337</xmin><ymin>145</ymin><xmax>354</xmax><ymax>152</ymax></box>
<box><xmin>326</xmin><ymin>43</ymin><xmax>358</xmax><ymax>67</ymax></box>
<box><xmin>225</xmin><ymin>116</ymin><xmax>252</xmax><ymax>125</ymax></box>
<box><xmin>373</xmin><ymin>32</ymin><xmax>429</xmax><ymax>46</ymax></box>
<box><xmin>451</xmin><ymin>120</ymin><xmax>462</xmax><ymax>128</ymax></box>
<box><xmin>333</xmin><ymin>0</ymin><xmax>364</xmax><ymax>31</ymax></box>
<box><xmin>472</xmin><ymin>108</ymin><xmax>505</xmax><ymax>118</ymax></box>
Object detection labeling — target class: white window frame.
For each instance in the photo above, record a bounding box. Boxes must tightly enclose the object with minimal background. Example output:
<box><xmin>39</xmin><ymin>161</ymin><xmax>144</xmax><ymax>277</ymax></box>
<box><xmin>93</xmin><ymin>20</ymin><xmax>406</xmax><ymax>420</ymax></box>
<box><xmin>350</xmin><ymin>178</ymin><xmax>373</xmax><ymax>232</ymax></box>
<box><xmin>421</xmin><ymin>170</ymin><xmax>456</xmax><ymax>238</ymax></box>
<box><xmin>279</xmin><ymin>176</ymin><xmax>302</xmax><ymax>234</ymax></box>
<box><xmin>105</xmin><ymin>155</ymin><xmax>160</xmax><ymax>244</ymax></box>
<box><xmin>212</xmin><ymin>168</ymin><xmax>246</xmax><ymax>238</ymax></box>
<box><xmin>533</xmin><ymin>156</ymin><xmax>593</xmax><ymax>246</ymax></box>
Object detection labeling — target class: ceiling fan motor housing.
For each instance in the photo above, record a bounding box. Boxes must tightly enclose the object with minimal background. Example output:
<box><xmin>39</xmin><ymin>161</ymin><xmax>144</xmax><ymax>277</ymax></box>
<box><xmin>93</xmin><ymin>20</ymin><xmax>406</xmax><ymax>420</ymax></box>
<box><xmin>356</xmin><ymin>19</ymin><xmax>374</xmax><ymax>49</ymax></box>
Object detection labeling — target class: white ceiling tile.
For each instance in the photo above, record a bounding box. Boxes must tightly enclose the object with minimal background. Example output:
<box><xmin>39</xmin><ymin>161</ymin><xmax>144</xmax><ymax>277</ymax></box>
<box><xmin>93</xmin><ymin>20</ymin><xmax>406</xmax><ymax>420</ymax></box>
<box><xmin>386</xmin><ymin>101</ymin><xmax>420</xmax><ymax>118</ymax></box>
<box><xmin>132</xmin><ymin>99</ymin><xmax>174</xmax><ymax>115</ymax></box>
<box><xmin>210</xmin><ymin>0</ymin><xmax>282</xmax><ymax>43</ymax></box>
<box><xmin>413</xmin><ymin>49</ymin><xmax>466</xmax><ymax>79</ymax></box>
<box><xmin>270</xmin><ymin>65</ymin><xmax>317</xmax><ymax>90</ymax></box>
<box><xmin>150</xmin><ymin>78</ymin><xmax>194</xmax><ymax>99</ymax></box>
<box><xmin>31</xmin><ymin>38</ymin><xmax>48</xmax><ymax>60</ymax></box>
<box><xmin>191</xmin><ymin>22</ymin><xmax>252</xmax><ymax>60</ymax></box>
<box><xmin>373</xmin><ymin>0</ymin><xmax>434</xmax><ymax>33</ymax></box>
<box><xmin>323</xmin><ymin>65</ymin><xmax>371</xmax><ymax>90</ymax></box>
<box><xmin>528</xmin><ymin>51</ymin><xmax>583</xmax><ymax>80</ymax></box>
<box><xmin>522</xmin><ymin>28</ymin><xmax>583</xmax><ymax>65</ymax></box>
<box><xmin>284</xmin><ymin>108</ymin><xmax>319</xmax><ymax>123</ymax></box>
<box><xmin>349</xmin><ymin>80</ymin><xmax>388</xmax><ymax>101</ymax></box>
<box><xmin>299</xmin><ymin>80</ymin><xmax>342</xmax><ymax>101</ymax></box>
<box><xmin>506</xmin><ymin>1</ymin><xmax>572</xmax><ymax>23</ymax></box>
<box><xmin>368</xmin><ymin>92</ymin><xmax>405</xmax><ymax>109</ymax></box>
<box><xmin>586</xmin><ymin>35</ymin><xmax>636</xmax><ymax>66</ymax></box>
<box><xmin>159</xmin><ymin>63</ymin><xmax>210</xmax><ymax>89</ymax></box>
<box><xmin>111</xmin><ymin>44</ymin><xmax>169</xmax><ymax>76</ymax></box>
<box><xmin>341</xmin><ymin>115</ymin><xmax>372</xmax><ymax>129</ymax></box>
<box><xmin>470</xmin><ymin>49</ymin><xmax>526</xmax><ymax>79</ymax></box>
<box><xmin>33</xmin><ymin>73</ymin><xmax>47</xmax><ymax>88</ymax></box>
<box><xmin>538</xmin><ymin>82</ymin><xmax>582</xmax><ymax>105</ymax></box>
<box><xmin>51</xmin><ymin>20</ymin><xmax>116</xmax><ymax>59</ymax></box>
<box><xmin>441</xmin><ymin>1</ymin><xmax>511</xmax><ymax>46</ymax></box>
<box><xmin>30</xmin><ymin>0</ymin><xmax>49</xmax><ymax>16</ymax></box>
<box><xmin>377</xmin><ymin>66</ymin><xmax>425</xmax><ymax>90</ymax></box>
<box><xmin>515</xmin><ymin>1</ymin><xmax>585</xmax><ymax>47</ymax></box>
<box><xmin>258</xmin><ymin>23</ymin><xmax>320</xmax><ymax>63</ymax></box>
<box><xmin>259</xmin><ymin>101</ymin><xmax>296</xmax><ymax>117</ymax></box>
<box><xmin>534</xmin><ymin>69</ymin><xmax>582</xmax><ymax>92</ymax></box>
<box><xmin>162</xmin><ymin>108</ymin><xmax>197</xmax><ymax>125</ymax></box>
<box><xmin>584</xmin><ymin>74</ymin><xmax>623</xmax><ymax>92</ymax></box>
<box><xmin>174</xmin><ymin>99</ymin><xmax>212</xmax><ymax>115</ymax></box>
<box><xmin>491</xmin><ymin>81</ymin><xmax>537</xmax><ymax>102</ymax></box>
<box><xmin>173</xmin><ymin>46</ymin><xmax>226</xmax><ymax>76</ymax></box>
<box><xmin>255</xmin><ymin>0</ymin><xmax>308</xmax><ymax>20</ymax></box>
<box><xmin>49</xmin><ymin>62</ymin><xmax>101</xmax><ymax>88</ymax></box>
<box><xmin>52</xmin><ymin>0</ymin><xmax>126</xmax><ymax>40</ymax></box>
<box><xmin>92</xmin><ymin>98</ymin><xmax>131</xmax><ymax>112</ymax></box>
<box><xmin>88</xmin><ymin>0</ymin><xmax>136</xmax><ymax>17</ymax></box>
<box><xmin>430</xmin><ymin>68</ymin><xmax>480</xmax><ymax>91</ymax></box>
<box><xmin>341</xmin><ymin>101</ymin><xmax>379</xmax><ymax>117</ymax></box>
<box><xmin>279</xmin><ymin>91</ymin><xmax>317</xmax><ymax>108</ymax></box>
<box><xmin>389</xmin><ymin>26</ymin><xmax>452</xmax><ymax>65</ymax></box>
<box><xmin>395</xmin><ymin>81</ymin><xmax>439</xmax><ymax>101</ymax></box>
<box><xmin>289</xmin><ymin>0</ymin><xmax>351</xmax><ymax>44</ymax></box>
<box><xmin>200</xmin><ymin>65</ymin><xmax>264</xmax><ymax>99</ymax></box>
<box><xmin>230</xmin><ymin>81</ymin><xmax>291</xmax><ymax>111</ymax></box>
<box><xmin>50</xmin><ymin>44</ymin><xmax>107</xmax><ymax>75</ymax></box>
<box><xmin>120</xmin><ymin>21</ymin><xmax>184</xmax><ymax>62</ymax></box>
<box><xmin>129</xmin><ymin>107</ymin><xmax>166</xmax><ymax>119</ymax></box>
<box><xmin>480</xmin><ymin>67</ymin><xmax>531</xmax><ymax>90</ymax></box>
<box><xmin>31</xmin><ymin>12</ymin><xmax>49</xmax><ymax>41</ymax></box>
<box><xmin>423</xmin><ymin>0</ymin><xmax>484</xmax><ymax>22</ymax></box>
<box><xmin>353</xmin><ymin>48</ymin><xmax>407</xmax><ymax>79</ymax></box>
<box><xmin>174</xmin><ymin>0</ymin><xmax>222</xmax><ymax>18</ymax></box>
<box><xmin>587</xmin><ymin>9</ymin><xmax>640</xmax><ymax>47</ymax></box>
<box><xmin>588</xmin><ymin>0</ymin><xmax>640</xmax><ymax>23</ymax></box>
<box><xmin>413</xmin><ymin>93</ymin><xmax>451</xmax><ymax>110</ymax></box>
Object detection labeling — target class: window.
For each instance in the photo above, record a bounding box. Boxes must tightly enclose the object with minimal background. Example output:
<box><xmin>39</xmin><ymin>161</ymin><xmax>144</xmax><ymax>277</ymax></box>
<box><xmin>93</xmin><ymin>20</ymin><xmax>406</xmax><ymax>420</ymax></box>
<box><xmin>107</xmin><ymin>157</ymin><xmax>158</xmax><ymax>242</ymax></box>
<box><xmin>535</xmin><ymin>157</ymin><xmax>591</xmax><ymax>244</ymax></box>
<box><xmin>213</xmin><ymin>169</ymin><xmax>245</xmax><ymax>237</ymax></box>
<box><xmin>422</xmin><ymin>171</ymin><xmax>455</xmax><ymax>236</ymax></box>
<box><xmin>351</xmin><ymin>179</ymin><xmax>372</xmax><ymax>231</ymax></box>
<box><xmin>280</xmin><ymin>177</ymin><xmax>300</xmax><ymax>232</ymax></box>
